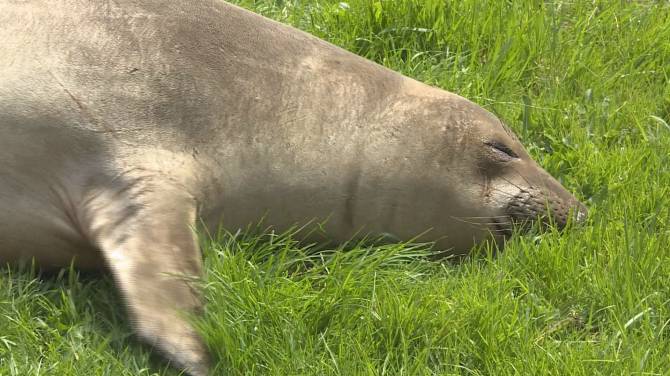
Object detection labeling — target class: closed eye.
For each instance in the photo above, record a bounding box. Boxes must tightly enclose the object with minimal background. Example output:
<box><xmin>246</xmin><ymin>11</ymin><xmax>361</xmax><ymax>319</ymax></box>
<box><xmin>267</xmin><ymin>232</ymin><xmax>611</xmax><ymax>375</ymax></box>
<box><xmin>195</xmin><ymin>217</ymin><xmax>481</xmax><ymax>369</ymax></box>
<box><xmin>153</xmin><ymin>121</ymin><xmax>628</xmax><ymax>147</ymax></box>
<box><xmin>485</xmin><ymin>141</ymin><xmax>519</xmax><ymax>159</ymax></box>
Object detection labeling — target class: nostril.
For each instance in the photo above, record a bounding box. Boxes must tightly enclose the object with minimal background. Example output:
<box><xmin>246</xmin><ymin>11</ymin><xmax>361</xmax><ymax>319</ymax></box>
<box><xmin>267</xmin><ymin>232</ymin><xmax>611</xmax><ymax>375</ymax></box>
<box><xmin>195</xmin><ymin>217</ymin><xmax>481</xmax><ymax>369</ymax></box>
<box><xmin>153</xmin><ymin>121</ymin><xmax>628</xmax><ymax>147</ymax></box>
<box><xmin>574</xmin><ymin>202</ymin><xmax>588</xmax><ymax>224</ymax></box>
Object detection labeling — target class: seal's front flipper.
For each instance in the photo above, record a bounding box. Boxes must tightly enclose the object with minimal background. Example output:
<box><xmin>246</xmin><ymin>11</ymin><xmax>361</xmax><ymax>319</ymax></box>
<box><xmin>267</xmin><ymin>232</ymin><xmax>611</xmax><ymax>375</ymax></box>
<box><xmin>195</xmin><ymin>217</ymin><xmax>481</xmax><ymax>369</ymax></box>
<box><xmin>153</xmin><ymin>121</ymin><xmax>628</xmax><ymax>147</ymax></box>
<box><xmin>87</xmin><ymin>178</ymin><xmax>210</xmax><ymax>376</ymax></box>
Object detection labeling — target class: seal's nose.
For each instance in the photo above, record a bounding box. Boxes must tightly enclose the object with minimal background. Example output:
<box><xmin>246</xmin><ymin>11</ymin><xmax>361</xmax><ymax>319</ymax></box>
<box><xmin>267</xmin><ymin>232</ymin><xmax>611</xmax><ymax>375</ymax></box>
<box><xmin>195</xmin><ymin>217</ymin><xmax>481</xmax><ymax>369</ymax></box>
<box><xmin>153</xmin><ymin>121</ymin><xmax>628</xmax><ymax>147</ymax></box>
<box><xmin>548</xmin><ymin>197</ymin><xmax>587</xmax><ymax>230</ymax></box>
<box><xmin>534</xmin><ymin>168</ymin><xmax>588</xmax><ymax>229</ymax></box>
<box><xmin>573</xmin><ymin>200</ymin><xmax>588</xmax><ymax>225</ymax></box>
<box><xmin>551</xmin><ymin>195</ymin><xmax>588</xmax><ymax>230</ymax></box>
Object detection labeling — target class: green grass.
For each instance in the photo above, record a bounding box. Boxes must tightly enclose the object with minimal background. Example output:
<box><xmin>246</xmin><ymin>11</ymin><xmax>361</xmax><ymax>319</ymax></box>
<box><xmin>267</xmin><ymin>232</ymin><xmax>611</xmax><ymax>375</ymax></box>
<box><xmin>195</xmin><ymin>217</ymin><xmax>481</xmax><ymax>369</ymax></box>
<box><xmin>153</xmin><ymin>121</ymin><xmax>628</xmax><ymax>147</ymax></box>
<box><xmin>2</xmin><ymin>0</ymin><xmax>670</xmax><ymax>374</ymax></box>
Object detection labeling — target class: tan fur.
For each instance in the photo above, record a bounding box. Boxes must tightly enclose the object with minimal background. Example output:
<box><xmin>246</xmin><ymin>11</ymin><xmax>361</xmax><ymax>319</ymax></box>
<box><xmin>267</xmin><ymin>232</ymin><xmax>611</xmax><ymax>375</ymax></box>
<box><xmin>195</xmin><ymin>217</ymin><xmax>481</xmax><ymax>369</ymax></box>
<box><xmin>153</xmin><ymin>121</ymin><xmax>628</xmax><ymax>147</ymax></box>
<box><xmin>0</xmin><ymin>1</ymin><xmax>586</xmax><ymax>375</ymax></box>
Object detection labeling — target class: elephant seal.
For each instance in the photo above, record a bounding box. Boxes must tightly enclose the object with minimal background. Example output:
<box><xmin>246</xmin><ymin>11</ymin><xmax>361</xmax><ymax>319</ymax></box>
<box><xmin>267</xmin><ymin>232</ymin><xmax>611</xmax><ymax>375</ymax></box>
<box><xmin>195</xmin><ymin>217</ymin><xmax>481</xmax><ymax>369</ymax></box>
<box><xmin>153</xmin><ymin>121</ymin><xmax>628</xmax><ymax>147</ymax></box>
<box><xmin>0</xmin><ymin>0</ymin><xmax>587</xmax><ymax>374</ymax></box>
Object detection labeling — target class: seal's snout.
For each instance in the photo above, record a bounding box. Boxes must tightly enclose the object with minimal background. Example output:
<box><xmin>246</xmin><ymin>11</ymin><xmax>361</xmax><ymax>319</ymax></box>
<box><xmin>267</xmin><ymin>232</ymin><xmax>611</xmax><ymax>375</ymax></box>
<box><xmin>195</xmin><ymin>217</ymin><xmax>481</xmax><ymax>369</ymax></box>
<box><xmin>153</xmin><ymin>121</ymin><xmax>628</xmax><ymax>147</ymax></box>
<box><xmin>506</xmin><ymin>186</ymin><xmax>587</xmax><ymax>231</ymax></box>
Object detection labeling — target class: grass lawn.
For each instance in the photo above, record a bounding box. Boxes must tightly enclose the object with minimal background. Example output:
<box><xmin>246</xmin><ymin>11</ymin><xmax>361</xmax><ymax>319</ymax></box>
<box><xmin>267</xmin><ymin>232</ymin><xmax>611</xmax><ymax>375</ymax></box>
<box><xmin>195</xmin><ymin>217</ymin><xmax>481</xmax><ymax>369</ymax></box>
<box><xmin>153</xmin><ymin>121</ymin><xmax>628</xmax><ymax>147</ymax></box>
<box><xmin>2</xmin><ymin>0</ymin><xmax>670</xmax><ymax>375</ymax></box>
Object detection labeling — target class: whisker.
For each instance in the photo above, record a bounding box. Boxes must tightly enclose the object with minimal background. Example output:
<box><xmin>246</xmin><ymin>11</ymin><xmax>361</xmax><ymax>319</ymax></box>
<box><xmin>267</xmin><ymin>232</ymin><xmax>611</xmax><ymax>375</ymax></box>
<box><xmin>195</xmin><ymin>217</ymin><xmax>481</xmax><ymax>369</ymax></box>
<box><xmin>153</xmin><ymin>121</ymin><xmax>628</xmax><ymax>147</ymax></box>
<box><xmin>492</xmin><ymin>227</ymin><xmax>515</xmax><ymax>233</ymax></box>
<box><xmin>499</xmin><ymin>175</ymin><xmax>526</xmax><ymax>192</ymax></box>
<box><xmin>450</xmin><ymin>217</ymin><xmax>488</xmax><ymax>226</ymax></box>
<box><xmin>473</xmin><ymin>181</ymin><xmax>517</xmax><ymax>198</ymax></box>
<box><xmin>510</xmin><ymin>166</ymin><xmax>533</xmax><ymax>188</ymax></box>
<box><xmin>457</xmin><ymin>215</ymin><xmax>511</xmax><ymax>219</ymax></box>
<box><xmin>449</xmin><ymin>215</ymin><xmax>514</xmax><ymax>228</ymax></box>
<box><xmin>450</xmin><ymin>217</ymin><xmax>498</xmax><ymax>227</ymax></box>
<box><xmin>490</xmin><ymin>228</ymin><xmax>513</xmax><ymax>234</ymax></box>
<box><xmin>491</xmin><ymin>187</ymin><xmax>517</xmax><ymax>198</ymax></box>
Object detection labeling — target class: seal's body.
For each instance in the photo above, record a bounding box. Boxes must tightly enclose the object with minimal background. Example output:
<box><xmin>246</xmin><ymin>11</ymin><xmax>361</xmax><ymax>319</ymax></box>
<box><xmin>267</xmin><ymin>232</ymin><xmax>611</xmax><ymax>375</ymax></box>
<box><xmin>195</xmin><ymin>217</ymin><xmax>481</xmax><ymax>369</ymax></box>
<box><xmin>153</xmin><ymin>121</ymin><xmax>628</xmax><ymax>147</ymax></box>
<box><xmin>0</xmin><ymin>1</ymin><xmax>586</xmax><ymax>374</ymax></box>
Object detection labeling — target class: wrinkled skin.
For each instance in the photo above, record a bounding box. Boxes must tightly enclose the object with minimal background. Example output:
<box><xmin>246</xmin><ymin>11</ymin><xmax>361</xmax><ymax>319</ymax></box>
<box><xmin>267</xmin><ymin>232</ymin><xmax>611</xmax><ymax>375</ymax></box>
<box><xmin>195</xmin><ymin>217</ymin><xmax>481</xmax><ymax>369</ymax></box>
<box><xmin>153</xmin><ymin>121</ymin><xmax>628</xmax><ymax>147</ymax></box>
<box><xmin>0</xmin><ymin>1</ymin><xmax>586</xmax><ymax>375</ymax></box>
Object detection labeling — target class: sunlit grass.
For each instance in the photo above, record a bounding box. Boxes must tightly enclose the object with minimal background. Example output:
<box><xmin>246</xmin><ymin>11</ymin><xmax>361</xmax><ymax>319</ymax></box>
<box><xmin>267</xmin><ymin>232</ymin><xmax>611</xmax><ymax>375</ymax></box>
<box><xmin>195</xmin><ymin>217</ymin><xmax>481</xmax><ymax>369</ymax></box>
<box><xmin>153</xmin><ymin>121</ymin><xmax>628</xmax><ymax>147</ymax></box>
<box><xmin>2</xmin><ymin>1</ymin><xmax>669</xmax><ymax>375</ymax></box>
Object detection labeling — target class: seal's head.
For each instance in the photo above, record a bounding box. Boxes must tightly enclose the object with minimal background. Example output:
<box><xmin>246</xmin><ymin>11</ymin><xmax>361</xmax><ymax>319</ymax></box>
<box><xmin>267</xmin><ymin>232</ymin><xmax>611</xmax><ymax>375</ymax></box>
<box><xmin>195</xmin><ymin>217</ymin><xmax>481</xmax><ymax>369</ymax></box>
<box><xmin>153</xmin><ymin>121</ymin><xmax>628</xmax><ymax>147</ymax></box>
<box><xmin>377</xmin><ymin>86</ymin><xmax>587</xmax><ymax>252</ymax></box>
<box><xmin>461</xmin><ymin>107</ymin><xmax>588</xmax><ymax>241</ymax></box>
